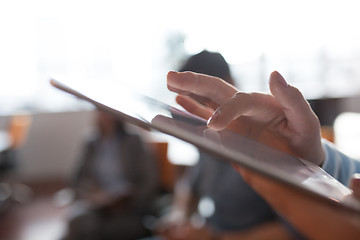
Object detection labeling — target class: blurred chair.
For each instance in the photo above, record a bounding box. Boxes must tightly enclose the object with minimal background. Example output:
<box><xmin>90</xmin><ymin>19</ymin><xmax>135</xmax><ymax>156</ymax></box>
<box><xmin>0</xmin><ymin>113</ymin><xmax>32</xmax><ymax>212</ymax></box>
<box><xmin>8</xmin><ymin>113</ymin><xmax>32</xmax><ymax>150</ymax></box>
<box><xmin>147</xmin><ymin>141</ymin><xmax>176</xmax><ymax>219</ymax></box>
<box><xmin>1</xmin><ymin>113</ymin><xmax>32</xmax><ymax>176</ymax></box>
<box><xmin>321</xmin><ymin>125</ymin><xmax>335</xmax><ymax>143</ymax></box>
<box><xmin>150</xmin><ymin>142</ymin><xmax>176</xmax><ymax>192</ymax></box>
<box><xmin>0</xmin><ymin>131</ymin><xmax>12</xmax><ymax>212</ymax></box>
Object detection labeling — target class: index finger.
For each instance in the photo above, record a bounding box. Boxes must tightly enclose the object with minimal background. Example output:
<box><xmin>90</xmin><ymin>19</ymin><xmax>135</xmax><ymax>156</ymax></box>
<box><xmin>167</xmin><ymin>71</ymin><xmax>238</xmax><ymax>105</ymax></box>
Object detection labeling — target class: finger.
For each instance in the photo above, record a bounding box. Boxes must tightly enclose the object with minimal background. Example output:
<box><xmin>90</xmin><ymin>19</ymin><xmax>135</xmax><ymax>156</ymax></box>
<box><xmin>176</xmin><ymin>95</ymin><xmax>213</xmax><ymax>120</ymax></box>
<box><xmin>207</xmin><ymin>92</ymin><xmax>282</xmax><ymax>131</ymax></box>
<box><xmin>187</xmin><ymin>93</ymin><xmax>220</xmax><ymax>110</ymax></box>
<box><xmin>269</xmin><ymin>71</ymin><xmax>320</xmax><ymax>137</ymax></box>
<box><xmin>207</xmin><ymin>71</ymin><xmax>318</xmax><ymax>133</ymax></box>
<box><xmin>268</xmin><ymin>71</ymin><xmax>325</xmax><ymax>164</ymax></box>
<box><xmin>167</xmin><ymin>71</ymin><xmax>238</xmax><ymax>105</ymax></box>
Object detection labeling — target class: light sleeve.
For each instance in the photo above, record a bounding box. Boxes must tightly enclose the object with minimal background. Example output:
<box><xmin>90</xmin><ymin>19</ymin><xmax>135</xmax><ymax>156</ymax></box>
<box><xmin>322</xmin><ymin>139</ymin><xmax>360</xmax><ymax>187</ymax></box>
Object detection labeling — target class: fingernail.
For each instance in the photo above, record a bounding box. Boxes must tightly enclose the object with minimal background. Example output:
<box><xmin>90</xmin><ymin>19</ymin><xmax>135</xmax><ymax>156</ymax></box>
<box><xmin>167</xmin><ymin>71</ymin><xmax>180</xmax><ymax>87</ymax></box>
<box><xmin>207</xmin><ymin>109</ymin><xmax>220</xmax><ymax>127</ymax></box>
<box><xmin>167</xmin><ymin>71</ymin><xmax>178</xmax><ymax>80</ymax></box>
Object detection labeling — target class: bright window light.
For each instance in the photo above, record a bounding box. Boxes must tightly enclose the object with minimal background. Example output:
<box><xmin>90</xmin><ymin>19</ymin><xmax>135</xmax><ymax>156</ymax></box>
<box><xmin>1</xmin><ymin>0</ymin><xmax>360</xmax><ymax>114</ymax></box>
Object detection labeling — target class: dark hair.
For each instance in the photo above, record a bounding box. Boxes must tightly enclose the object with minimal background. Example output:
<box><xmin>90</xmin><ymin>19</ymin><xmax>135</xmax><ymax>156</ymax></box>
<box><xmin>179</xmin><ymin>50</ymin><xmax>234</xmax><ymax>85</ymax></box>
<box><xmin>95</xmin><ymin>109</ymin><xmax>127</xmax><ymax>137</ymax></box>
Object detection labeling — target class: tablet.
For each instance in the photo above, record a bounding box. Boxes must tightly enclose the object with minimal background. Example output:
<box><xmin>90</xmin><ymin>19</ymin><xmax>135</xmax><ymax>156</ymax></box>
<box><xmin>50</xmin><ymin>78</ymin><xmax>360</xmax><ymax>214</ymax></box>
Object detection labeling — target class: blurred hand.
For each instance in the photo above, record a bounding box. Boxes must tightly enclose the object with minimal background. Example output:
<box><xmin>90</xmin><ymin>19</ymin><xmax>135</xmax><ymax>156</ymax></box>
<box><xmin>167</xmin><ymin>71</ymin><xmax>324</xmax><ymax>165</ymax></box>
<box><xmin>158</xmin><ymin>222</ymin><xmax>214</xmax><ymax>240</ymax></box>
<box><xmin>153</xmin><ymin>210</ymin><xmax>188</xmax><ymax>234</ymax></box>
<box><xmin>81</xmin><ymin>188</ymin><xmax>132</xmax><ymax>212</ymax></box>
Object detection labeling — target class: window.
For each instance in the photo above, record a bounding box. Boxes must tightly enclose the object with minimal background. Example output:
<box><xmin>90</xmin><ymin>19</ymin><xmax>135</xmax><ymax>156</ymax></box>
<box><xmin>1</xmin><ymin>0</ymin><xmax>360</xmax><ymax>114</ymax></box>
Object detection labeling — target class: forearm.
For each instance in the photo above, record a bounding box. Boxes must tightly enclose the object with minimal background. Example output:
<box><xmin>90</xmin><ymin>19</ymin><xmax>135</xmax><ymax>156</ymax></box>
<box><xmin>218</xmin><ymin>221</ymin><xmax>296</xmax><ymax>240</ymax></box>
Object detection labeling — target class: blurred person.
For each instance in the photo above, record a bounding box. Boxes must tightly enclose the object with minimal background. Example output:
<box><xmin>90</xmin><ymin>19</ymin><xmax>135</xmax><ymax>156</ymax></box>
<box><xmin>155</xmin><ymin>51</ymin><xmax>302</xmax><ymax>240</ymax></box>
<box><xmin>166</xmin><ymin>70</ymin><xmax>360</xmax><ymax>239</ymax></box>
<box><xmin>62</xmin><ymin>109</ymin><xmax>159</xmax><ymax>240</ymax></box>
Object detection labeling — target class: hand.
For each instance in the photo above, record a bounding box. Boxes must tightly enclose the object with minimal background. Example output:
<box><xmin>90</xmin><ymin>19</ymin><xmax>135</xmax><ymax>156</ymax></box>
<box><xmin>167</xmin><ymin>71</ymin><xmax>360</xmax><ymax>238</ymax></box>
<box><xmin>233</xmin><ymin>165</ymin><xmax>360</xmax><ymax>239</ymax></box>
<box><xmin>153</xmin><ymin>210</ymin><xmax>188</xmax><ymax>234</ymax></box>
<box><xmin>83</xmin><ymin>188</ymin><xmax>132</xmax><ymax>211</ymax></box>
<box><xmin>85</xmin><ymin>189</ymin><xmax>112</xmax><ymax>206</ymax></box>
<box><xmin>158</xmin><ymin>222</ymin><xmax>214</xmax><ymax>240</ymax></box>
<box><xmin>167</xmin><ymin>71</ymin><xmax>324</xmax><ymax>165</ymax></box>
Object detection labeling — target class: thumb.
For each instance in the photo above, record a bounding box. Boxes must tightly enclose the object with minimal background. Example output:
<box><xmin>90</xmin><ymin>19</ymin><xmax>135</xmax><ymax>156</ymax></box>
<box><xmin>269</xmin><ymin>71</ymin><xmax>325</xmax><ymax>165</ymax></box>
<box><xmin>269</xmin><ymin>71</ymin><xmax>318</xmax><ymax>133</ymax></box>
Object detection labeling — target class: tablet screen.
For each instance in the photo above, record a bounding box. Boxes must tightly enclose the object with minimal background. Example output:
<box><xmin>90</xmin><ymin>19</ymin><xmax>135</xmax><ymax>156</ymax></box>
<box><xmin>50</xmin><ymin>78</ymin><xmax>360</xmax><ymax>213</ymax></box>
